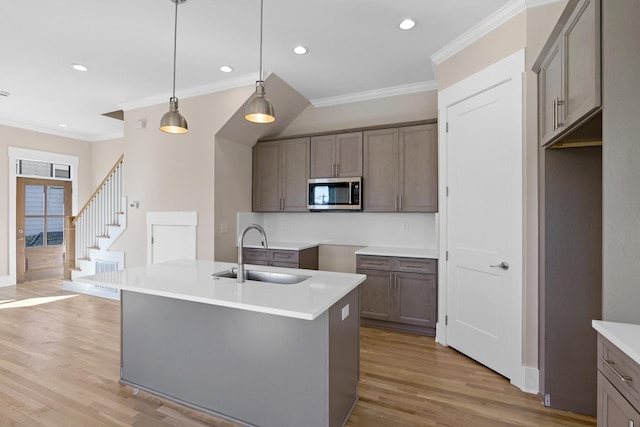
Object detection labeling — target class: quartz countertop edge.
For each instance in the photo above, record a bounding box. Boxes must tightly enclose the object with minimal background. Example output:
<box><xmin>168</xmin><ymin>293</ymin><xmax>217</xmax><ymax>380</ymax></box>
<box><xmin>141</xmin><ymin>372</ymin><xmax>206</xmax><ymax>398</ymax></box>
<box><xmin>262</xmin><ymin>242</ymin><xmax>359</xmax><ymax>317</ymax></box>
<box><xmin>355</xmin><ymin>246</ymin><xmax>439</xmax><ymax>259</ymax></box>
<box><xmin>75</xmin><ymin>259</ymin><xmax>365</xmax><ymax>321</ymax></box>
<box><xmin>592</xmin><ymin>320</ymin><xmax>640</xmax><ymax>365</ymax></box>
<box><xmin>242</xmin><ymin>241</ymin><xmax>319</xmax><ymax>251</ymax></box>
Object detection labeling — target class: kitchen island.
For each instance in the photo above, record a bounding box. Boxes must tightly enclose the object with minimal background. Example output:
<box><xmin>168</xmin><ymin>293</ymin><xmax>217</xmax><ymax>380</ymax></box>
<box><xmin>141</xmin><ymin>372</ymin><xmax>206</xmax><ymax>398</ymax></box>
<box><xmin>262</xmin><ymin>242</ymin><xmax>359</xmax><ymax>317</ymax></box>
<box><xmin>77</xmin><ymin>259</ymin><xmax>365</xmax><ymax>427</ymax></box>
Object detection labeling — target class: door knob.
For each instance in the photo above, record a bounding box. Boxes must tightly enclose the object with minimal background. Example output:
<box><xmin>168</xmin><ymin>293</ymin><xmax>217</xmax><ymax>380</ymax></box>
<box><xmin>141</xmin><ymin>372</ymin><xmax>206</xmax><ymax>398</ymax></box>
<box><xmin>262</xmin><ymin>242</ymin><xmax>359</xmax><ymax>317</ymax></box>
<box><xmin>490</xmin><ymin>262</ymin><xmax>509</xmax><ymax>270</ymax></box>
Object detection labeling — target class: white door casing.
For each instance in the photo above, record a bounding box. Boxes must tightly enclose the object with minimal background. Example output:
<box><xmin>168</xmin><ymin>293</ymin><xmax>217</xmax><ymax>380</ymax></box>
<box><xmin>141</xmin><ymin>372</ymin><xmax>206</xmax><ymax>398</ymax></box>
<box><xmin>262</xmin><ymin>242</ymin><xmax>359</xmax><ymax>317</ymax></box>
<box><xmin>437</xmin><ymin>49</ymin><xmax>524</xmax><ymax>389</ymax></box>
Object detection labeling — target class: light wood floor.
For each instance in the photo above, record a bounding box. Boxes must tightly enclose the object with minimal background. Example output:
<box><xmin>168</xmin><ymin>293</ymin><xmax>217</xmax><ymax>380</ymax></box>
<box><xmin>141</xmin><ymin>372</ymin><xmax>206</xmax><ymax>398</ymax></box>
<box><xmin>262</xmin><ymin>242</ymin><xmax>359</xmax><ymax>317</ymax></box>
<box><xmin>0</xmin><ymin>278</ymin><xmax>596</xmax><ymax>426</ymax></box>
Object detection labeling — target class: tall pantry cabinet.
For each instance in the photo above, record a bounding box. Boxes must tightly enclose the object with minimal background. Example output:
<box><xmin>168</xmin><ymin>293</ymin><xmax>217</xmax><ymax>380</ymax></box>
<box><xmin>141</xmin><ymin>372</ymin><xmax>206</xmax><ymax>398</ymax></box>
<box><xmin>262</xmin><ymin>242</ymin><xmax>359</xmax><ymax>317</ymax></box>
<box><xmin>534</xmin><ymin>0</ymin><xmax>602</xmax><ymax>417</ymax></box>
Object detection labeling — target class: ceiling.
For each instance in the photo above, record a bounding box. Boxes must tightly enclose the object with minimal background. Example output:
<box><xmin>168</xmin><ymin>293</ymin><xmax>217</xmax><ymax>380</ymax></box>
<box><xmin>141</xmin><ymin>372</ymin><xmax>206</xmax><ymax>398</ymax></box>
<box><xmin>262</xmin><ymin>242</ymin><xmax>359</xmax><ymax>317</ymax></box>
<box><xmin>0</xmin><ymin>0</ymin><xmax>516</xmax><ymax>142</ymax></box>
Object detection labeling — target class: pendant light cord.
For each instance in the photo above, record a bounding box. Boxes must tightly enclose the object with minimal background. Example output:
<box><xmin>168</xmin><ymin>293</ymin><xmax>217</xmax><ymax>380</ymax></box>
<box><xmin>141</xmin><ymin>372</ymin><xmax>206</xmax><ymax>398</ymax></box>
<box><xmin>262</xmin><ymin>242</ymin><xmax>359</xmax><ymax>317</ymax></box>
<box><xmin>171</xmin><ymin>0</ymin><xmax>179</xmax><ymax>98</ymax></box>
<box><xmin>259</xmin><ymin>0</ymin><xmax>264</xmax><ymax>82</ymax></box>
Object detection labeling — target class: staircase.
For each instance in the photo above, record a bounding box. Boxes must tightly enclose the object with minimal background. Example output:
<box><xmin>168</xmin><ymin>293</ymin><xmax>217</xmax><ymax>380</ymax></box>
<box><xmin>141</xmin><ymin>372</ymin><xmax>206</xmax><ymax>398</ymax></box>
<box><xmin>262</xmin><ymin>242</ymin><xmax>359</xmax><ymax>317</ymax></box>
<box><xmin>63</xmin><ymin>155</ymin><xmax>126</xmax><ymax>300</ymax></box>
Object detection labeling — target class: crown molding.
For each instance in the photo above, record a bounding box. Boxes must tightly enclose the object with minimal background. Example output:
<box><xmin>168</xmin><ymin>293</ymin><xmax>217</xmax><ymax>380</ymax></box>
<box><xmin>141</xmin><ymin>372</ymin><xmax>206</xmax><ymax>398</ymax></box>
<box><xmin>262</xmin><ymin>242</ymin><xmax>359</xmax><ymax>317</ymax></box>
<box><xmin>119</xmin><ymin>72</ymin><xmax>260</xmax><ymax>112</ymax></box>
<box><xmin>430</xmin><ymin>0</ymin><xmax>564</xmax><ymax>68</ymax></box>
<box><xmin>0</xmin><ymin>118</ymin><xmax>123</xmax><ymax>142</ymax></box>
<box><xmin>310</xmin><ymin>81</ymin><xmax>438</xmax><ymax>108</ymax></box>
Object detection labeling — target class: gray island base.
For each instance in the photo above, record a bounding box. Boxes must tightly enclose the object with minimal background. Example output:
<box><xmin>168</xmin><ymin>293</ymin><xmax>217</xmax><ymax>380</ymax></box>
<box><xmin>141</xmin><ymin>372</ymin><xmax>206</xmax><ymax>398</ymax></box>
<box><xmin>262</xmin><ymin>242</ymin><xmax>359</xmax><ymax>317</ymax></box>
<box><xmin>121</xmin><ymin>287</ymin><xmax>360</xmax><ymax>427</ymax></box>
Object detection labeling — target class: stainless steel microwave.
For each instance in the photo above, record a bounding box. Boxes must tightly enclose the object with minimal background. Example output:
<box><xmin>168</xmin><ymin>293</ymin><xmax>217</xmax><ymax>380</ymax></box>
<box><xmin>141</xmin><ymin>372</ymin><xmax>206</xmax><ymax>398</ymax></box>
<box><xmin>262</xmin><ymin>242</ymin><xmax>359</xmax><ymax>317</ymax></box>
<box><xmin>308</xmin><ymin>177</ymin><xmax>362</xmax><ymax>211</ymax></box>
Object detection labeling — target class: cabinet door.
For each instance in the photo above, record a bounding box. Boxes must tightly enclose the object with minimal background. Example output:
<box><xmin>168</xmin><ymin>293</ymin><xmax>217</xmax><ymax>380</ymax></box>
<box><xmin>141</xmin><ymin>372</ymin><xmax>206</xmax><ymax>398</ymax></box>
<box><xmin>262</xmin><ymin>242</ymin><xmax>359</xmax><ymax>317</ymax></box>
<box><xmin>598</xmin><ymin>372</ymin><xmax>640</xmax><ymax>427</ymax></box>
<box><xmin>363</xmin><ymin>128</ymin><xmax>398</xmax><ymax>212</ymax></box>
<box><xmin>398</xmin><ymin>124</ymin><xmax>438</xmax><ymax>212</ymax></box>
<box><xmin>280</xmin><ymin>138</ymin><xmax>310</xmax><ymax>211</ymax></box>
<box><xmin>310</xmin><ymin>135</ymin><xmax>335</xmax><ymax>178</ymax></box>
<box><xmin>394</xmin><ymin>272</ymin><xmax>436</xmax><ymax>328</ymax></box>
<box><xmin>335</xmin><ymin>132</ymin><xmax>363</xmax><ymax>177</ymax></box>
<box><xmin>253</xmin><ymin>141</ymin><xmax>281</xmax><ymax>212</ymax></box>
<box><xmin>358</xmin><ymin>268</ymin><xmax>392</xmax><ymax>321</ymax></box>
<box><xmin>539</xmin><ymin>40</ymin><xmax>563</xmax><ymax>146</ymax></box>
<box><xmin>563</xmin><ymin>0</ymin><xmax>601</xmax><ymax>129</ymax></box>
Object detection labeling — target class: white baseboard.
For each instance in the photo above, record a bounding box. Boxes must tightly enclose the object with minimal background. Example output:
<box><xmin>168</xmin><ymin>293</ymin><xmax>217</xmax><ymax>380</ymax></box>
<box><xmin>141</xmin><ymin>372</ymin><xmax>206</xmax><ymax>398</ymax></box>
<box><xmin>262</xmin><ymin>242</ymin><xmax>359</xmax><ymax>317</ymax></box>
<box><xmin>0</xmin><ymin>275</ymin><xmax>15</xmax><ymax>288</ymax></box>
<box><xmin>519</xmin><ymin>366</ymin><xmax>540</xmax><ymax>394</ymax></box>
<box><xmin>63</xmin><ymin>280</ymin><xmax>120</xmax><ymax>301</ymax></box>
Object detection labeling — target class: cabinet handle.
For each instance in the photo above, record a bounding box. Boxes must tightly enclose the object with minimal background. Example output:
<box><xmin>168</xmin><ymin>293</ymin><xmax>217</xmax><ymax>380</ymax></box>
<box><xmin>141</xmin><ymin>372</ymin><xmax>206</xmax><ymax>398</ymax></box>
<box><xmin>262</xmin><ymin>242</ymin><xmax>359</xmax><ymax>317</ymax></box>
<box><xmin>552</xmin><ymin>98</ymin><xmax>557</xmax><ymax>131</ymax></box>
<box><xmin>601</xmin><ymin>357</ymin><xmax>633</xmax><ymax>382</ymax></box>
<box><xmin>394</xmin><ymin>196</ymin><xmax>398</xmax><ymax>211</ymax></box>
<box><xmin>629</xmin><ymin>420</ymin><xmax>634</xmax><ymax>427</ymax></box>
<box><xmin>555</xmin><ymin>97</ymin><xmax>564</xmax><ymax>130</ymax></box>
<box><xmin>366</xmin><ymin>261</ymin><xmax>384</xmax><ymax>265</ymax></box>
<box><xmin>336</xmin><ymin>163</ymin><xmax>340</xmax><ymax>177</ymax></box>
<box><xmin>399</xmin><ymin>195</ymin><xmax>403</xmax><ymax>211</ymax></box>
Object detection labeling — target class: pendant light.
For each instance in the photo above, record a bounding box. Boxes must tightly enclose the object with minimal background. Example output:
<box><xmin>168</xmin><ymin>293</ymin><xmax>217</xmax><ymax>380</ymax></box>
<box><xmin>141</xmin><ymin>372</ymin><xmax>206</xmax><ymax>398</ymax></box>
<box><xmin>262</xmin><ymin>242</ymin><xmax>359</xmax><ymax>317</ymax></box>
<box><xmin>245</xmin><ymin>0</ymin><xmax>276</xmax><ymax>124</ymax></box>
<box><xmin>160</xmin><ymin>0</ymin><xmax>188</xmax><ymax>134</ymax></box>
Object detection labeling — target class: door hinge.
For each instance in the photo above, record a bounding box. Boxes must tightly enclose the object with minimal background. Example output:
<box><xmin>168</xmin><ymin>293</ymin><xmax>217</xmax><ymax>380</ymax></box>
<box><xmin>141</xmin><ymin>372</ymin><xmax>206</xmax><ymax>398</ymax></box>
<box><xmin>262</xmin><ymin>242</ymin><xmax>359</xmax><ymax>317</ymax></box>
<box><xmin>446</xmin><ymin>186</ymin><xmax>449</xmax><ymax>197</ymax></box>
<box><xmin>151</xmin><ymin>236</ymin><xmax>154</xmax><ymax>244</ymax></box>
<box><xmin>445</xmin><ymin>315</ymin><xmax>448</xmax><ymax>325</ymax></box>
<box><xmin>446</xmin><ymin>251</ymin><xmax>449</xmax><ymax>261</ymax></box>
<box><xmin>446</xmin><ymin>122</ymin><xmax>449</xmax><ymax>132</ymax></box>
<box><xmin>544</xmin><ymin>394</ymin><xmax>551</xmax><ymax>407</ymax></box>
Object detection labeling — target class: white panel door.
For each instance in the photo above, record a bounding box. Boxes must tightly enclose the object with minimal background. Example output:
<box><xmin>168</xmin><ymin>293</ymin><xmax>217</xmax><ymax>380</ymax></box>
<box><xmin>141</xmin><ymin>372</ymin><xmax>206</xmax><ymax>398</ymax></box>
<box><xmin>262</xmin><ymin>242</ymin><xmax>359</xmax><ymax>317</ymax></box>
<box><xmin>444</xmin><ymin>57</ymin><xmax>523</xmax><ymax>380</ymax></box>
<box><xmin>151</xmin><ymin>225</ymin><xmax>195</xmax><ymax>264</ymax></box>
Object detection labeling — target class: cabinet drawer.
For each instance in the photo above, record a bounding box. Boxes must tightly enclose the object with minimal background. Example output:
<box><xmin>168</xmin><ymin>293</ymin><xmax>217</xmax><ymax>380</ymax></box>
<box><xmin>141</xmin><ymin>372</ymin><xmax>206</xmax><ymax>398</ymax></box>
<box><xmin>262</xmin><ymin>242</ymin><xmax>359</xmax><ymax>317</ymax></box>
<box><xmin>269</xmin><ymin>250</ymin><xmax>299</xmax><ymax>264</ymax></box>
<box><xmin>394</xmin><ymin>257</ymin><xmax>436</xmax><ymax>274</ymax></box>
<box><xmin>599</xmin><ymin>336</ymin><xmax>640</xmax><ymax>410</ymax></box>
<box><xmin>242</xmin><ymin>248</ymin><xmax>268</xmax><ymax>263</ymax></box>
<box><xmin>356</xmin><ymin>255</ymin><xmax>393</xmax><ymax>271</ymax></box>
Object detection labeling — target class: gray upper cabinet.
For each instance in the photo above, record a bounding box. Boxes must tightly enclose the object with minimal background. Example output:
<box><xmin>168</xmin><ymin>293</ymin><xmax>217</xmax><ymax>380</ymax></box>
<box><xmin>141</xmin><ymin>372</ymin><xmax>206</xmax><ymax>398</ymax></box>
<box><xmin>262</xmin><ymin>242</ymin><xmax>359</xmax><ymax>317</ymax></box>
<box><xmin>310</xmin><ymin>132</ymin><xmax>363</xmax><ymax>178</ymax></box>
<box><xmin>363</xmin><ymin>124</ymin><xmax>438</xmax><ymax>212</ymax></box>
<box><xmin>253</xmin><ymin>138</ymin><xmax>310</xmax><ymax>212</ymax></box>
<box><xmin>535</xmin><ymin>0</ymin><xmax>601</xmax><ymax>147</ymax></box>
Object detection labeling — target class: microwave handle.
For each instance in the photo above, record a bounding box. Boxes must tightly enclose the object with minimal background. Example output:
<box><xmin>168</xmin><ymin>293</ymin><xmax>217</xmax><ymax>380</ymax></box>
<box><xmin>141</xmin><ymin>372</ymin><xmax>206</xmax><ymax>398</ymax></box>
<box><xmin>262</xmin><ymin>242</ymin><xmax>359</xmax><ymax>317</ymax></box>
<box><xmin>348</xmin><ymin>182</ymin><xmax>352</xmax><ymax>205</ymax></box>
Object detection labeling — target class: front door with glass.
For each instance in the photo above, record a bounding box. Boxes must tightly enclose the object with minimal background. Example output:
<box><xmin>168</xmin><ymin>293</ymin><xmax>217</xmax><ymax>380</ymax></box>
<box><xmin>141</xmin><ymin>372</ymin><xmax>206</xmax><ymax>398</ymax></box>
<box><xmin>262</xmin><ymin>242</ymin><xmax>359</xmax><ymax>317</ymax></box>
<box><xmin>16</xmin><ymin>178</ymin><xmax>72</xmax><ymax>283</ymax></box>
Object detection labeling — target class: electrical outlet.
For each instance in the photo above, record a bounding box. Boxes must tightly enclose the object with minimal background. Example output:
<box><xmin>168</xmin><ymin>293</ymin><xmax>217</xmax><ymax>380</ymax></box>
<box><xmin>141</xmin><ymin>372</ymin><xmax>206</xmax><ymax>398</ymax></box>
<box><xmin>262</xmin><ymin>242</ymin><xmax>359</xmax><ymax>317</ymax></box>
<box><xmin>401</xmin><ymin>222</ymin><xmax>409</xmax><ymax>232</ymax></box>
<box><xmin>220</xmin><ymin>222</ymin><xmax>229</xmax><ymax>233</ymax></box>
<box><xmin>341</xmin><ymin>304</ymin><xmax>349</xmax><ymax>320</ymax></box>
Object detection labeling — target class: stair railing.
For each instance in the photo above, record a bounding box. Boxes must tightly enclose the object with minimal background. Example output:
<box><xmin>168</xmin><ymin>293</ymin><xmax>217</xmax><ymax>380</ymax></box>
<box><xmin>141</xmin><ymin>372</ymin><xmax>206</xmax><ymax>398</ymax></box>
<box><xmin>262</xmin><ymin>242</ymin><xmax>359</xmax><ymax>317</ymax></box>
<box><xmin>67</xmin><ymin>155</ymin><xmax>124</xmax><ymax>277</ymax></box>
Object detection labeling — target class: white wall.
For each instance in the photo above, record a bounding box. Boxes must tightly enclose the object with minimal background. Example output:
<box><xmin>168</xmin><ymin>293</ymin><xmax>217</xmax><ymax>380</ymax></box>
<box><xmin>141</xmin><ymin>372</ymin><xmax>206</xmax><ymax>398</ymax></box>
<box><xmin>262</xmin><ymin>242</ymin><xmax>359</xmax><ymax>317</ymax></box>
<box><xmin>238</xmin><ymin>211</ymin><xmax>437</xmax><ymax>249</ymax></box>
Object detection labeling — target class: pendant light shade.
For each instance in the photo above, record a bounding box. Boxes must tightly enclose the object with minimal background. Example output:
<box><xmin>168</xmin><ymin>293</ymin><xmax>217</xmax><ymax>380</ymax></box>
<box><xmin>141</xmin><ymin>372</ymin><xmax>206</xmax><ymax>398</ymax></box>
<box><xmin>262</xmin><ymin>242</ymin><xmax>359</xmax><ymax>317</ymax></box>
<box><xmin>245</xmin><ymin>0</ymin><xmax>275</xmax><ymax>124</ymax></box>
<box><xmin>160</xmin><ymin>0</ymin><xmax>188</xmax><ymax>134</ymax></box>
<box><xmin>160</xmin><ymin>97</ymin><xmax>188</xmax><ymax>133</ymax></box>
<box><xmin>245</xmin><ymin>81</ymin><xmax>275</xmax><ymax>123</ymax></box>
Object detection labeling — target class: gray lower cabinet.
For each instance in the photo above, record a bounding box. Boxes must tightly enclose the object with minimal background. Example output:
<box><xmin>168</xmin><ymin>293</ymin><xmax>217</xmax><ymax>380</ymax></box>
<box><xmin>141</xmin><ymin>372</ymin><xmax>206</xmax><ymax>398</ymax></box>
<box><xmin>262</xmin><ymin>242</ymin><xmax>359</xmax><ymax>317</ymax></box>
<box><xmin>243</xmin><ymin>246</ymin><xmax>319</xmax><ymax>270</ymax></box>
<box><xmin>597</xmin><ymin>335</ymin><xmax>640</xmax><ymax>426</ymax></box>
<box><xmin>356</xmin><ymin>254</ymin><xmax>436</xmax><ymax>335</ymax></box>
<box><xmin>363</xmin><ymin>124</ymin><xmax>438</xmax><ymax>212</ymax></box>
<box><xmin>253</xmin><ymin>138</ymin><xmax>310</xmax><ymax>212</ymax></box>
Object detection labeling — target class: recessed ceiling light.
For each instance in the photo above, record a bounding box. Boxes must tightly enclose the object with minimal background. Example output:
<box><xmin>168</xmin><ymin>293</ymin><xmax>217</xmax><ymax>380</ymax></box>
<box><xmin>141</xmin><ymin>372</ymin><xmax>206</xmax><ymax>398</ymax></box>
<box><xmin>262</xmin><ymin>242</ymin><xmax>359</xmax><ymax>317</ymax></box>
<box><xmin>293</xmin><ymin>46</ymin><xmax>308</xmax><ymax>55</ymax></box>
<box><xmin>58</xmin><ymin>123</ymin><xmax>69</xmax><ymax>128</ymax></box>
<box><xmin>220</xmin><ymin>65</ymin><xmax>234</xmax><ymax>73</ymax></box>
<box><xmin>72</xmin><ymin>63</ymin><xmax>88</xmax><ymax>72</ymax></box>
<box><xmin>399</xmin><ymin>19</ymin><xmax>416</xmax><ymax>30</ymax></box>
<box><xmin>0</xmin><ymin>91</ymin><xmax>9</xmax><ymax>97</ymax></box>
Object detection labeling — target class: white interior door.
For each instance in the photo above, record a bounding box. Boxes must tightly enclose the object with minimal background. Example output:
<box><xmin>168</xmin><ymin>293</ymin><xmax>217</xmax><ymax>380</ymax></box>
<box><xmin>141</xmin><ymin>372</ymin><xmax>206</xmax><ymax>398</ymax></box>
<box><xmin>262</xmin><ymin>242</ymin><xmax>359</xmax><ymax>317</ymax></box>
<box><xmin>147</xmin><ymin>211</ymin><xmax>197</xmax><ymax>264</ymax></box>
<box><xmin>440</xmin><ymin>50</ymin><xmax>523</xmax><ymax>382</ymax></box>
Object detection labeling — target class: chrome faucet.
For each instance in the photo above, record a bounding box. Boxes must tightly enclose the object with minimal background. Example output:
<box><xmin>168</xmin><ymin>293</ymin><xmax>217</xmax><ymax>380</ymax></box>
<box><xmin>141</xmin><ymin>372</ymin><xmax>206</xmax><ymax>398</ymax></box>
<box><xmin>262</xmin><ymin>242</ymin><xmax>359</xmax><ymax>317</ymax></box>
<box><xmin>237</xmin><ymin>224</ymin><xmax>268</xmax><ymax>283</ymax></box>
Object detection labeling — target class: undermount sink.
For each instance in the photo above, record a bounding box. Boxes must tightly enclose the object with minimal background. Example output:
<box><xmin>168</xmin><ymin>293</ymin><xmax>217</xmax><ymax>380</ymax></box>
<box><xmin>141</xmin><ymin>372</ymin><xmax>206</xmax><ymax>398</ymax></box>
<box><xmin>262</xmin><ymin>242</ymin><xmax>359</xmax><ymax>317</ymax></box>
<box><xmin>212</xmin><ymin>268</ymin><xmax>310</xmax><ymax>285</ymax></box>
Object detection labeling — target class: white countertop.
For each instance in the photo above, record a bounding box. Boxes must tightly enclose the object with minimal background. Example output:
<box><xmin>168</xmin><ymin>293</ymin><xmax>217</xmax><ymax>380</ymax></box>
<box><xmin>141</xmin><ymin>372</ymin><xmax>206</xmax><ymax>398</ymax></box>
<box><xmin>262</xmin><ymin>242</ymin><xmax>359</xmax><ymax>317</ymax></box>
<box><xmin>355</xmin><ymin>246</ymin><xmax>439</xmax><ymax>259</ymax></box>
<box><xmin>593</xmin><ymin>320</ymin><xmax>640</xmax><ymax>365</ymax></box>
<box><xmin>243</xmin><ymin>241</ymin><xmax>319</xmax><ymax>251</ymax></box>
<box><xmin>76</xmin><ymin>259</ymin><xmax>365</xmax><ymax>321</ymax></box>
